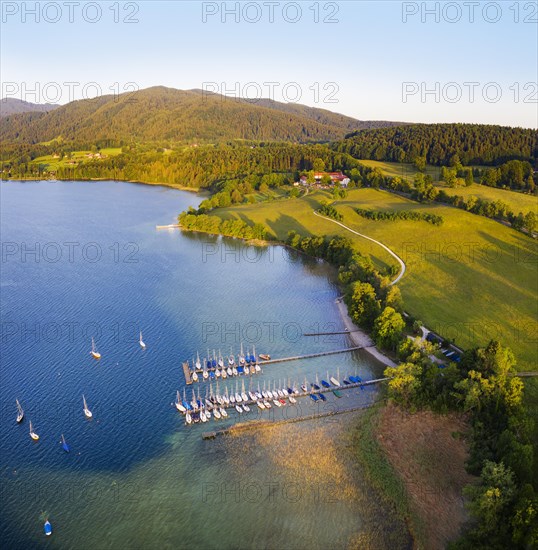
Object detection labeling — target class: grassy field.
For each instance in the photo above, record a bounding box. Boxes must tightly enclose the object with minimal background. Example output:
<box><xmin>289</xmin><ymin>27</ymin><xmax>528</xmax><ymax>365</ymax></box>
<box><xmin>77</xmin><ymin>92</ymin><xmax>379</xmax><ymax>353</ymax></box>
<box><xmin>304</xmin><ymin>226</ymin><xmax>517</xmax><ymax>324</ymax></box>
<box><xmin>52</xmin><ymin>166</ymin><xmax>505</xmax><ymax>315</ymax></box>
<box><xmin>217</xmin><ymin>188</ymin><xmax>538</xmax><ymax>371</ymax></box>
<box><xmin>358</xmin><ymin>159</ymin><xmax>537</xmax><ymax>215</ymax></box>
<box><xmin>31</xmin><ymin>148</ymin><xmax>122</xmax><ymax>170</ymax></box>
<box><xmin>436</xmin><ymin>182</ymin><xmax>537</xmax><ymax>216</ymax></box>
<box><xmin>358</xmin><ymin>159</ymin><xmax>443</xmax><ymax>182</ymax></box>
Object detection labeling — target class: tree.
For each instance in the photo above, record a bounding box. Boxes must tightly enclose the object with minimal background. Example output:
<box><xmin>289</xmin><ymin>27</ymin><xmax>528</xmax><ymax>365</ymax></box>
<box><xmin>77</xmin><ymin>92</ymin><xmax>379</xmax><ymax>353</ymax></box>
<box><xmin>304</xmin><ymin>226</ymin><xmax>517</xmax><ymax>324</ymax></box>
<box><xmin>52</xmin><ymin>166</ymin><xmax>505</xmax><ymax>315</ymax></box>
<box><xmin>230</xmin><ymin>189</ymin><xmax>243</xmax><ymax>204</ymax></box>
<box><xmin>464</xmin><ymin>460</ymin><xmax>517</xmax><ymax>542</ymax></box>
<box><xmin>523</xmin><ymin>211</ymin><xmax>536</xmax><ymax>234</ymax></box>
<box><xmin>373</xmin><ymin>306</ymin><xmax>405</xmax><ymax>350</ymax></box>
<box><xmin>347</xmin><ymin>281</ymin><xmax>381</xmax><ymax>328</ymax></box>
<box><xmin>384</xmin><ymin>362</ymin><xmax>422</xmax><ymax>406</ymax></box>
<box><xmin>313</xmin><ymin>158</ymin><xmax>325</xmax><ymax>172</ymax></box>
<box><xmin>414</xmin><ymin>156</ymin><xmax>426</xmax><ymax>172</ymax></box>
<box><xmin>465</xmin><ymin>168</ymin><xmax>474</xmax><ymax>186</ymax></box>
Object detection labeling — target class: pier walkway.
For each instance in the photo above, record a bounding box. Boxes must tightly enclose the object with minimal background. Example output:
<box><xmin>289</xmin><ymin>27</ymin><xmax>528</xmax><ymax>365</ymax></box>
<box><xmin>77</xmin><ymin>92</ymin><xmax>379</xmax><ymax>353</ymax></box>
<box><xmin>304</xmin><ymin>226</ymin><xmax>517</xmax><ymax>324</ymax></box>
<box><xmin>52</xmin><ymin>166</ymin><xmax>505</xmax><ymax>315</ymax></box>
<box><xmin>202</xmin><ymin>402</ymin><xmax>376</xmax><ymax>440</ymax></box>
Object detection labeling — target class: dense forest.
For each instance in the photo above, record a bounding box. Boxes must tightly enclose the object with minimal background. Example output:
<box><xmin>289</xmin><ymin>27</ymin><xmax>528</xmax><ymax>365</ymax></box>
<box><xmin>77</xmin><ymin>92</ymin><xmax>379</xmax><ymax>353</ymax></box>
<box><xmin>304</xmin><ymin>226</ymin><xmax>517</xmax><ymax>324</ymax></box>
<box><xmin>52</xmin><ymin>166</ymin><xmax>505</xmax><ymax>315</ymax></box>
<box><xmin>0</xmin><ymin>86</ymin><xmax>398</xmax><ymax>144</ymax></box>
<box><xmin>3</xmin><ymin>142</ymin><xmax>362</xmax><ymax>189</ymax></box>
<box><xmin>334</xmin><ymin>124</ymin><xmax>537</xmax><ymax>167</ymax></box>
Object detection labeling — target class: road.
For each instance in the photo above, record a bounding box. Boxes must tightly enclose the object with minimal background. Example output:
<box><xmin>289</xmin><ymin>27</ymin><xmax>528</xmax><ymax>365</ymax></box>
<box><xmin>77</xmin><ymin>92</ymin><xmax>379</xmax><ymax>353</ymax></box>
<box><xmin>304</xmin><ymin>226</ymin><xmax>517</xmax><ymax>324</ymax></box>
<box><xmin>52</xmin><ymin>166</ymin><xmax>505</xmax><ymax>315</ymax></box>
<box><xmin>313</xmin><ymin>210</ymin><xmax>406</xmax><ymax>285</ymax></box>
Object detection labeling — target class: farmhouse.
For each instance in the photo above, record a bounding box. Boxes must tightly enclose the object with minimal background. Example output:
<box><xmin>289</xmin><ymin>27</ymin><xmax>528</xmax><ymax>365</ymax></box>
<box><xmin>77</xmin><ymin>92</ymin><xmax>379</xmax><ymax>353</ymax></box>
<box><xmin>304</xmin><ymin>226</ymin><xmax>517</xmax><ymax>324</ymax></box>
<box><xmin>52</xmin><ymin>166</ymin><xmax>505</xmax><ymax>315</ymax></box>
<box><xmin>299</xmin><ymin>171</ymin><xmax>350</xmax><ymax>187</ymax></box>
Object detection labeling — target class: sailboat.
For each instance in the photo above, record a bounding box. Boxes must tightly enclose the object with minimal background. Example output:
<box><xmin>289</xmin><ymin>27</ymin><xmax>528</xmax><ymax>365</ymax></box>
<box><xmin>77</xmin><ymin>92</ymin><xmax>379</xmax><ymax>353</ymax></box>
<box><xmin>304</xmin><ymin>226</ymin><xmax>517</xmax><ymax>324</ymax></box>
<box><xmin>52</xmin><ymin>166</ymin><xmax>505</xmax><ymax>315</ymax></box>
<box><xmin>191</xmin><ymin>361</ymin><xmax>199</xmax><ymax>383</ymax></box>
<box><xmin>228</xmin><ymin>348</ymin><xmax>235</xmax><ymax>366</ymax></box>
<box><xmin>61</xmin><ymin>434</ymin><xmax>70</xmax><ymax>453</ymax></box>
<box><xmin>239</xmin><ymin>343</ymin><xmax>245</xmax><ymax>366</ymax></box>
<box><xmin>16</xmin><ymin>399</ymin><xmax>24</xmax><ymax>423</ymax></box>
<box><xmin>139</xmin><ymin>331</ymin><xmax>146</xmax><ymax>349</ymax></box>
<box><xmin>82</xmin><ymin>395</ymin><xmax>93</xmax><ymax>418</ymax></box>
<box><xmin>195</xmin><ymin>352</ymin><xmax>201</xmax><ymax>371</ymax></box>
<box><xmin>29</xmin><ymin>421</ymin><xmax>39</xmax><ymax>441</ymax></box>
<box><xmin>185</xmin><ymin>411</ymin><xmax>193</xmax><ymax>425</ymax></box>
<box><xmin>175</xmin><ymin>391</ymin><xmax>186</xmax><ymax>413</ymax></box>
<box><xmin>90</xmin><ymin>338</ymin><xmax>101</xmax><ymax>359</ymax></box>
<box><xmin>213</xmin><ymin>407</ymin><xmax>221</xmax><ymax>420</ymax></box>
<box><xmin>220</xmin><ymin>406</ymin><xmax>228</xmax><ymax>418</ymax></box>
<box><xmin>44</xmin><ymin>519</ymin><xmax>52</xmax><ymax>536</ymax></box>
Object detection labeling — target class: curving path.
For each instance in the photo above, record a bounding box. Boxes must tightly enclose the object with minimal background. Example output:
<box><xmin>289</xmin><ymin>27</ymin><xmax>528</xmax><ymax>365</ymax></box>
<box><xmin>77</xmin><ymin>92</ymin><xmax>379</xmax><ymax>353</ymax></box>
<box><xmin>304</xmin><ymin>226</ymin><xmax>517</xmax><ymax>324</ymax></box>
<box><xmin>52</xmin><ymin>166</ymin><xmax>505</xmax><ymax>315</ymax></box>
<box><xmin>313</xmin><ymin>210</ymin><xmax>406</xmax><ymax>285</ymax></box>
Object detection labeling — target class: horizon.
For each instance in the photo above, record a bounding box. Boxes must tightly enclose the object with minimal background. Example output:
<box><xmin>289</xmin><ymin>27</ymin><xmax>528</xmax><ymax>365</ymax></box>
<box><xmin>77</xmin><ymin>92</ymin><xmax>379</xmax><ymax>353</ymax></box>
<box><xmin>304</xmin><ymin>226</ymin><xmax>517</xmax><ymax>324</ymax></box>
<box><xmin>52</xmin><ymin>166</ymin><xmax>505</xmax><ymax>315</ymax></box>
<box><xmin>1</xmin><ymin>1</ymin><xmax>536</xmax><ymax>128</ymax></box>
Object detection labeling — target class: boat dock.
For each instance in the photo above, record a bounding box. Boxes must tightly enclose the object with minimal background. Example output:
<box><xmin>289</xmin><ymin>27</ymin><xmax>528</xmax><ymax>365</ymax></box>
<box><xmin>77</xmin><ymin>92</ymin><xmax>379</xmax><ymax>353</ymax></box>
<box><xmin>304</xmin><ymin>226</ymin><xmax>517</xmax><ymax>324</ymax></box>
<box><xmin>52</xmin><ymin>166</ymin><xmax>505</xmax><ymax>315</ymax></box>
<box><xmin>254</xmin><ymin>346</ymin><xmax>366</xmax><ymax>366</ymax></box>
<box><xmin>156</xmin><ymin>224</ymin><xmax>180</xmax><ymax>230</ymax></box>
<box><xmin>182</xmin><ymin>362</ymin><xmax>193</xmax><ymax>385</ymax></box>
<box><xmin>182</xmin><ymin>377</ymin><xmax>388</xmax><ymax>423</ymax></box>
<box><xmin>202</xmin><ymin>402</ymin><xmax>376</xmax><ymax>440</ymax></box>
<box><xmin>303</xmin><ymin>330</ymin><xmax>361</xmax><ymax>336</ymax></box>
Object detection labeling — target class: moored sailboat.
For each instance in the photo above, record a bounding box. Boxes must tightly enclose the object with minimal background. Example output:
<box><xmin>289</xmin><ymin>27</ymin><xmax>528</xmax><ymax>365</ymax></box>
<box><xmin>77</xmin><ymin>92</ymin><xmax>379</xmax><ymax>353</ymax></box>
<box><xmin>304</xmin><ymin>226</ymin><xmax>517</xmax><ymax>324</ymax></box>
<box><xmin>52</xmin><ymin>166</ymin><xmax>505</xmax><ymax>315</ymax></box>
<box><xmin>90</xmin><ymin>338</ymin><xmax>101</xmax><ymax>359</ymax></box>
<box><xmin>82</xmin><ymin>395</ymin><xmax>93</xmax><ymax>418</ymax></box>
<box><xmin>29</xmin><ymin>421</ymin><xmax>39</xmax><ymax>441</ymax></box>
<box><xmin>175</xmin><ymin>391</ymin><xmax>186</xmax><ymax>413</ymax></box>
<box><xmin>44</xmin><ymin>519</ymin><xmax>52</xmax><ymax>536</ymax></box>
<box><xmin>139</xmin><ymin>331</ymin><xmax>146</xmax><ymax>349</ymax></box>
<box><xmin>16</xmin><ymin>399</ymin><xmax>24</xmax><ymax>423</ymax></box>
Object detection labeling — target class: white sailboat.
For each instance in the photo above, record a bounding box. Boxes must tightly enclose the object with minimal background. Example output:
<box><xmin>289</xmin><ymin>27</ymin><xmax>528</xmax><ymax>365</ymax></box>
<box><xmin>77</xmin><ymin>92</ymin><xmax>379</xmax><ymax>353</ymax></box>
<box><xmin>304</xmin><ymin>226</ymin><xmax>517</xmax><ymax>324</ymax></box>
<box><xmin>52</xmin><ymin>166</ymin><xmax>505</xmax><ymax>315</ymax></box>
<box><xmin>257</xmin><ymin>400</ymin><xmax>265</xmax><ymax>410</ymax></box>
<box><xmin>82</xmin><ymin>395</ymin><xmax>93</xmax><ymax>418</ymax></box>
<box><xmin>139</xmin><ymin>331</ymin><xmax>146</xmax><ymax>349</ymax></box>
<box><xmin>241</xmin><ymin>380</ymin><xmax>248</xmax><ymax>403</ymax></box>
<box><xmin>220</xmin><ymin>407</ymin><xmax>228</xmax><ymax>418</ymax></box>
<box><xmin>185</xmin><ymin>412</ymin><xmax>193</xmax><ymax>425</ymax></box>
<box><xmin>29</xmin><ymin>420</ymin><xmax>39</xmax><ymax>441</ymax></box>
<box><xmin>192</xmin><ymin>360</ymin><xmax>199</xmax><ymax>383</ymax></box>
<box><xmin>175</xmin><ymin>391</ymin><xmax>186</xmax><ymax>413</ymax></box>
<box><xmin>239</xmin><ymin>343</ymin><xmax>245</xmax><ymax>366</ymax></box>
<box><xmin>16</xmin><ymin>399</ymin><xmax>24</xmax><ymax>423</ymax></box>
<box><xmin>195</xmin><ymin>352</ymin><xmax>201</xmax><ymax>371</ymax></box>
<box><xmin>90</xmin><ymin>338</ymin><xmax>101</xmax><ymax>359</ymax></box>
<box><xmin>213</xmin><ymin>408</ymin><xmax>221</xmax><ymax>420</ymax></box>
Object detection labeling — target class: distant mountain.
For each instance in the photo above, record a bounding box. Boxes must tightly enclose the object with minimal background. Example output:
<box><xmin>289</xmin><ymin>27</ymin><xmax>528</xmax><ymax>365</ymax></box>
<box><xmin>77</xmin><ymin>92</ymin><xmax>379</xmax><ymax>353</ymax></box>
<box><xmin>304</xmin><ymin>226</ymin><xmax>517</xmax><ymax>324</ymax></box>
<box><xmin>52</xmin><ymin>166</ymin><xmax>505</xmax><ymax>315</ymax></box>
<box><xmin>0</xmin><ymin>86</ymin><xmax>403</xmax><ymax>144</ymax></box>
<box><xmin>0</xmin><ymin>98</ymin><xmax>59</xmax><ymax>118</ymax></box>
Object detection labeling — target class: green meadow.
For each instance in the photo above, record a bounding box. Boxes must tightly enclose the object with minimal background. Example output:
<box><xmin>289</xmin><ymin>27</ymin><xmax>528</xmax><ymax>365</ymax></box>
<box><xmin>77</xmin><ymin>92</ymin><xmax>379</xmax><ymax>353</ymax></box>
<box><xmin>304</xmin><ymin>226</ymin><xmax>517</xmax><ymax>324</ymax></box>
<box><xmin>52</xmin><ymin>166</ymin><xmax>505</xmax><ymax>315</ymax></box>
<box><xmin>218</xmin><ymin>188</ymin><xmax>538</xmax><ymax>371</ymax></box>
<box><xmin>436</xmin><ymin>182</ymin><xmax>537</xmax><ymax>216</ymax></box>
<box><xmin>31</xmin><ymin>148</ymin><xmax>122</xmax><ymax>171</ymax></box>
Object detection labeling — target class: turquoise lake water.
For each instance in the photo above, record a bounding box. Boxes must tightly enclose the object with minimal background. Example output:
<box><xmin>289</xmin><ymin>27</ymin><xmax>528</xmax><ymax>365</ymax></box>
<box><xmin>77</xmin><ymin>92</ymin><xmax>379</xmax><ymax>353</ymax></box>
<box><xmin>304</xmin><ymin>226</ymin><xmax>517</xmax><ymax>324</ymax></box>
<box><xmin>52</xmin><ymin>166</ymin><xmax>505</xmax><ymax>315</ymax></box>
<box><xmin>0</xmin><ymin>180</ymin><xmax>409</xmax><ymax>549</ymax></box>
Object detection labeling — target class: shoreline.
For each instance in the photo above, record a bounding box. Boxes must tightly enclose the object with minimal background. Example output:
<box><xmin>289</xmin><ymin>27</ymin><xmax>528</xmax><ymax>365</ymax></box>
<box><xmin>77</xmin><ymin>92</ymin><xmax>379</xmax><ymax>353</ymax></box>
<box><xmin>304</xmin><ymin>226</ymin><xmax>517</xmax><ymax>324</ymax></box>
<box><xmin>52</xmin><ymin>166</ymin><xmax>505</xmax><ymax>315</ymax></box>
<box><xmin>1</xmin><ymin>177</ymin><xmax>206</xmax><ymax>194</ymax></box>
<box><xmin>335</xmin><ymin>297</ymin><xmax>397</xmax><ymax>368</ymax></box>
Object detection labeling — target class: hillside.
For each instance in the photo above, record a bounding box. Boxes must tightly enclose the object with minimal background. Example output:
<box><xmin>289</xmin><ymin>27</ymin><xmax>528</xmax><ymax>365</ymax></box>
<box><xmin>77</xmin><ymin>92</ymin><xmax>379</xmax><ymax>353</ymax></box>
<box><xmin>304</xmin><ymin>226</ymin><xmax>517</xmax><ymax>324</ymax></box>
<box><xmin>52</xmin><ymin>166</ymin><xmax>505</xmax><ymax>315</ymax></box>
<box><xmin>334</xmin><ymin>124</ymin><xmax>538</xmax><ymax>166</ymax></box>
<box><xmin>0</xmin><ymin>86</ymin><xmax>400</xmax><ymax>145</ymax></box>
<box><xmin>0</xmin><ymin>98</ymin><xmax>59</xmax><ymax>118</ymax></box>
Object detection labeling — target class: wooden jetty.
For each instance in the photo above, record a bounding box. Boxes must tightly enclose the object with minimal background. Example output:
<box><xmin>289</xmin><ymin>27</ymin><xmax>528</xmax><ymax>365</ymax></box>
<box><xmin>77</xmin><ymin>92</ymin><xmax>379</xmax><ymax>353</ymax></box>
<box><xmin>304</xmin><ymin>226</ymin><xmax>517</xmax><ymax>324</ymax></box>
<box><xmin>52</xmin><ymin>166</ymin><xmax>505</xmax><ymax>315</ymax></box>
<box><xmin>182</xmin><ymin>362</ymin><xmax>193</xmax><ymax>385</ymax></box>
<box><xmin>202</xmin><ymin>402</ymin><xmax>375</xmax><ymax>440</ymax></box>
<box><xmin>183</xmin><ymin>346</ymin><xmax>368</xmax><ymax>383</ymax></box>
<box><xmin>185</xmin><ymin>377</ymin><xmax>389</xmax><ymax>419</ymax></box>
<box><xmin>156</xmin><ymin>224</ymin><xmax>180</xmax><ymax>230</ymax></box>
<box><xmin>256</xmin><ymin>346</ymin><xmax>366</xmax><ymax>365</ymax></box>
<box><xmin>303</xmin><ymin>329</ymin><xmax>361</xmax><ymax>336</ymax></box>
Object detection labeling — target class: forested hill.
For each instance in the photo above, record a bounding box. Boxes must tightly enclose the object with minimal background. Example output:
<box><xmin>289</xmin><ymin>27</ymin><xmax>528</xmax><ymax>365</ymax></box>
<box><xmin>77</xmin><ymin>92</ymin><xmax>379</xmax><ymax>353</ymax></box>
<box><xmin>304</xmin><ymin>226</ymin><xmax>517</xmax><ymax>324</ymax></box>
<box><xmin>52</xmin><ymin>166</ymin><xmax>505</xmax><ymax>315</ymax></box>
<box><xmin>334</xmin><ymin>124</ymin><xmax>538</xmax><ymax>166</ymax></box>
<box><xmin>0</xmin><ymin>98</ymin><xmax>59</xmax><ymax>118</ymax></box>
<box><xmin>0</xmin><ymin>86</ymin><xmax>400</xmax><ymax>145</ymax></box>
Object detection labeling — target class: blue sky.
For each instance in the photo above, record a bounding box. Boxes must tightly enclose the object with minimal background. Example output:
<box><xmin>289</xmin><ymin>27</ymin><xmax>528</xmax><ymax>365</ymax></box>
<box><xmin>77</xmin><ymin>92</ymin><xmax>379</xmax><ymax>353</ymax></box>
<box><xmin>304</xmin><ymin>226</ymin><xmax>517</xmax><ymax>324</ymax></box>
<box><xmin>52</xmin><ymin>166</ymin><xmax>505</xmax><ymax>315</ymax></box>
<box><xmin>1</xmin><ymin>1</ymin><xmax>537</xmax><ymax>126</ymax></box>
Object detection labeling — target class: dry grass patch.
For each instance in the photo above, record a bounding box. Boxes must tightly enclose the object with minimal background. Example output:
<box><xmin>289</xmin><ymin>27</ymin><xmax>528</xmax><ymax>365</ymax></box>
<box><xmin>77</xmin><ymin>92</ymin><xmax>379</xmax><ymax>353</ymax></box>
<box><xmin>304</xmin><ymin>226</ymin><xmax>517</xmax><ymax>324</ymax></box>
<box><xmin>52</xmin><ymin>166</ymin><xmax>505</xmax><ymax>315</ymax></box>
<box><xmin>376</xmin><ymin>402</ymin><xmax>476</xmax><ymax>549</ymax></box>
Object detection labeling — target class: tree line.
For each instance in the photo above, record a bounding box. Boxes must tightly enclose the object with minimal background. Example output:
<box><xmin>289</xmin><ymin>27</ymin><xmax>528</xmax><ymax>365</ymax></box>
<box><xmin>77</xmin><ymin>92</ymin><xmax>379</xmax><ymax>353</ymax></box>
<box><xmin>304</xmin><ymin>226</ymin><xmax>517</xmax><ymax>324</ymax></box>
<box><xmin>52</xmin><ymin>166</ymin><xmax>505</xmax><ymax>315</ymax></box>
<box><xmin>334</xmin><ymin>124</ymin><xmax>537</xmax><ymax>167</ymax></box>
<box><xmin>355</xmin><ymin>208</ymin><xmax>443</xmax><ymax>226</ymax></box>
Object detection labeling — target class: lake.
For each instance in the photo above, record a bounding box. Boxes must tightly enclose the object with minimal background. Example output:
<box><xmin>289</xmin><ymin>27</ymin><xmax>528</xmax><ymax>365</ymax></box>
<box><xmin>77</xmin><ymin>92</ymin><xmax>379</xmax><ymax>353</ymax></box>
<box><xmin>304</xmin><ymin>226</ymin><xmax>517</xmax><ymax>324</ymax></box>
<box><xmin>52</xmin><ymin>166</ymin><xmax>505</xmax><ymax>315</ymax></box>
<box><xmin>0</xmin><ymin>180</ymin><xmax>409</xmax><ymax>549</ymax></box>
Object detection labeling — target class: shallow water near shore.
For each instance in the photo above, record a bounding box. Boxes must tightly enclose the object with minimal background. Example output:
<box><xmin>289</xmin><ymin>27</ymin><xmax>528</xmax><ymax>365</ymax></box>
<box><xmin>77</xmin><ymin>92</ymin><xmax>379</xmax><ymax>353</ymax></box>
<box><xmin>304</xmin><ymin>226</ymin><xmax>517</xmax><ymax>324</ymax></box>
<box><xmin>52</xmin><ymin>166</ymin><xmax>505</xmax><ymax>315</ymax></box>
<box><xmin>0</xmin><ymin>180</ymin><xmax>408</xmax><ymax>549</ymax></box>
